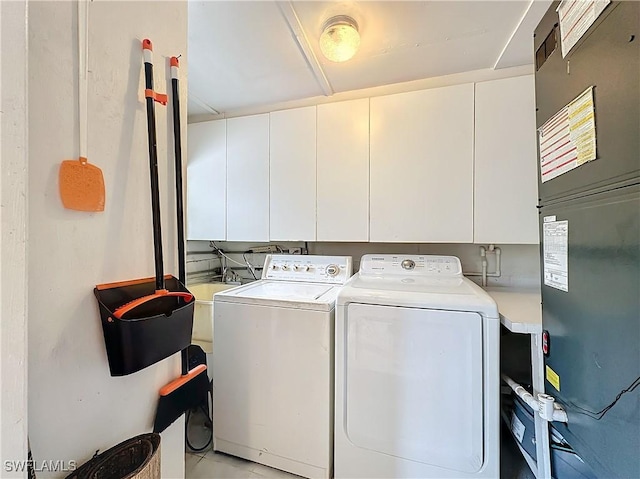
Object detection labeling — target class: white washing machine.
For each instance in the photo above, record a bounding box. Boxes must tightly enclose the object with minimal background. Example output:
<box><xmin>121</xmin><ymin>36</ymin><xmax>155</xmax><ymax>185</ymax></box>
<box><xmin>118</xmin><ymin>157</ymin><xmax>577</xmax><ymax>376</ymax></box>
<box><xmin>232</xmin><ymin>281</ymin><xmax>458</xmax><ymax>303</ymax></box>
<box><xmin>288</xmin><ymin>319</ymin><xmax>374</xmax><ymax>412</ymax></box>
<box><xmin>213</xmin><ymin>254</ymin><xmax>353</xmax><ymax>479</ymax></box>
<box><xmin>335</xmin><ymin>254</ymin><xmax>500</xmax><ymax>478</ymax></box>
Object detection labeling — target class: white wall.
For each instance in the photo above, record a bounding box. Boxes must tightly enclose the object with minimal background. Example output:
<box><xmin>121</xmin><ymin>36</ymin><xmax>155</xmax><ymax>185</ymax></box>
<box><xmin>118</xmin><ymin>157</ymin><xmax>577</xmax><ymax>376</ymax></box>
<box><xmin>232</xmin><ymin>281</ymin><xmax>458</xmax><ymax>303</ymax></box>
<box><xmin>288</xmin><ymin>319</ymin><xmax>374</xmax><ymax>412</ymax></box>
<box><xmin>186</xmin><ymin>241</ymin><xmax>220</xmax><ymax>281</ymax></box>
<box><xmin>186</xmin><ymin>240</ymin><xmax>306</xmax><ymax>283</ymax></box>
<box><xmin>28</xmin><ymin>2</ymin><xmax>187</xmax><ymax>477</ymax></box>
<box><xmin>1</xmin><ymin>0</ymin><xmax>29</xmax><ymax>475</ymax></box>
<box><xmin>310</xmin><ymin>243</ymin><xmax>540</xmax><ymax>288</ymax></box>
<box><xmin>188</xmin><ymin>240</ymin><xmax>540</xmax><ymax>288</ymax></box>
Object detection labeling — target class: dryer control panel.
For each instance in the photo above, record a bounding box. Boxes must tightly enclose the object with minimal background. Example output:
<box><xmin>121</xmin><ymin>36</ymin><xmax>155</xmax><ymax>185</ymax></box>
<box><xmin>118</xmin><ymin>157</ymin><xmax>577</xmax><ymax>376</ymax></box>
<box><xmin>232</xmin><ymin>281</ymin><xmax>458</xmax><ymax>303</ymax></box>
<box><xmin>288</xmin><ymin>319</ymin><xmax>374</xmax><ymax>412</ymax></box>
<box><xmin>262</xmin><ymin>254</ymin><xmax>353</xmax><ymax>284</ymax></box>
<box><xmin>359</xmin><ymin>255</ymin><xmax>462</xmax><ymax>277</ymax></box>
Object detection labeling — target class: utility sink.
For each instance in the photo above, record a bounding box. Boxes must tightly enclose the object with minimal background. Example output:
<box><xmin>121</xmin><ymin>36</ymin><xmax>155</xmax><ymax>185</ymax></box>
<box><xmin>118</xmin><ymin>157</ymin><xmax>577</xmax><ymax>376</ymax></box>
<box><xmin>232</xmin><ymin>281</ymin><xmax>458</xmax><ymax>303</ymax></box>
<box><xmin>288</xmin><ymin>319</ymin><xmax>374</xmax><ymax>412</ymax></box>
<box><xmin>188</xmin><ymin>282</ymin><xmax>238</xmax><ymax>354</ymax></box>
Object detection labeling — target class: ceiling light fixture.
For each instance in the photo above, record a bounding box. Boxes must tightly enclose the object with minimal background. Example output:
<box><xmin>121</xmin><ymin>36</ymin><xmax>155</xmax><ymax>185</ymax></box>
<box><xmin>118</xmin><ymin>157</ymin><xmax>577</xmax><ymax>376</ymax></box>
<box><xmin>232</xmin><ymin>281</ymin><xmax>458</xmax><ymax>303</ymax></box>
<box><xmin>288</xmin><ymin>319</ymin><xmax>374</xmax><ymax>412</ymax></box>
<box><xmin>319</xmin><ymin>15</ymin><xmax>360</xmax><ymax>63</ymax></box>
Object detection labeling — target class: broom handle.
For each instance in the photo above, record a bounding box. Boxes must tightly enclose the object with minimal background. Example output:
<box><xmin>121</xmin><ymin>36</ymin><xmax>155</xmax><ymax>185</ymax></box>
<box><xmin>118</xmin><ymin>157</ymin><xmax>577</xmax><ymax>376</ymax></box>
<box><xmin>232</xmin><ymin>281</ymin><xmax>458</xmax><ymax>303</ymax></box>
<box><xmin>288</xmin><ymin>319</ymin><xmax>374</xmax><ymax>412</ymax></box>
<box><xmin>143</xmin><ymin>40</ymin><xmax>164</xmax><ymax>291</ymax></box>
<box><xmin>171</xmin><ymin>57</ymin><xmax>186</xmax><ymax>285</ymax></box>
<box><xmin>78</xmin><ymin>0</ymin><xmax>89</xmax><ymax>161</ymax></box>
<box><xmin>170</xmin><ymin>56</ymin><xmax>188</xmax><ymax>376</ymax></box>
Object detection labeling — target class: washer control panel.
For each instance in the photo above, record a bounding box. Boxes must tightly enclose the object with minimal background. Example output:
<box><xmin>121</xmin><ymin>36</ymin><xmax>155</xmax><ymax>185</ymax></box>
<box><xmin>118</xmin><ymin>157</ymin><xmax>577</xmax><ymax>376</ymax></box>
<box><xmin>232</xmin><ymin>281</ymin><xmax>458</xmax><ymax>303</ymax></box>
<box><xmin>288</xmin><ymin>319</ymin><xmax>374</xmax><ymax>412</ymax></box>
<box><xmin>262</xmin><ymin>254</ymin><xmax>353</xmax><ymax>284</ymax></box>
<box><xmin>359</xmin><ymin>254</ymin><xmax>462</xmax><ymax>277</ymax></box>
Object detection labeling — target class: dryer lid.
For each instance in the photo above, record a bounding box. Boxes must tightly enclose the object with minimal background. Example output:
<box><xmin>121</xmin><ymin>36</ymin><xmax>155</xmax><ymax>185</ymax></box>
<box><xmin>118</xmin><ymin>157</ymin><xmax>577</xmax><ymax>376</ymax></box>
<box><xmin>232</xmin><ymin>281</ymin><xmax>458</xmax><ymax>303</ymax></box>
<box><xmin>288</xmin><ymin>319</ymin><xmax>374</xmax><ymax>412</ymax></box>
<box><xmin>338</xmin><ymin>255</ymin><xmax>498</xmax><ymax>318</ymax></box>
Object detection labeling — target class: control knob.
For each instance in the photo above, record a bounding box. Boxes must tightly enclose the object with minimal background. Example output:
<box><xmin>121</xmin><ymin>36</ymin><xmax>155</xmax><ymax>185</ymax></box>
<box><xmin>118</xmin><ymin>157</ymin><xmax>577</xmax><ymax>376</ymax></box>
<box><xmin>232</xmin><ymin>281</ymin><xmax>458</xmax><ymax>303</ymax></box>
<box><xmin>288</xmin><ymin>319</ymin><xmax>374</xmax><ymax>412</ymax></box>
<box><xmin>401</xmin><ymin>259</ymin><xmax>416</xmax><ymax>270</ymax></box>
<box><xmin>325</xmin><ymin>264</ymin><xmax>340</xmax><ymax>277</ymax></box>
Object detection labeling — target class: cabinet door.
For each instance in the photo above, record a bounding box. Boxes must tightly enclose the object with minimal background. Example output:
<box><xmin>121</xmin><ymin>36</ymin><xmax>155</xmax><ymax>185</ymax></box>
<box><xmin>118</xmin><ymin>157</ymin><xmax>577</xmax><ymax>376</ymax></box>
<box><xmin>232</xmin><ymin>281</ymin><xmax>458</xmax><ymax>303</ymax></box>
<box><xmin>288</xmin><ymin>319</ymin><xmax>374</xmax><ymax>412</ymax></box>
<box><xmin>187</xmin><ymin>120</ymin><xmax>226</xmax><ymax>240</ymax></box>
<box><xmin>269</xmin><ymin>106</ymin><xmax>316</xmax><ymax>241</ymax></box>
<box><xmin>474</xmin><ymin>75</ymin><xmax>539</xmax><ymax>244</ymax></box>
<box><xmin>370</xmin><ymin>84</ymin><xmax>474</xmax><ymax>242</ymax></box>
<box><xmin>226</xmin><ymin>114</ymin><xmax>270</xmax><ymax>241</ymax></box>
<box><xmin>317</xmin><ymin>99</ymin><xmax>369</xmax><ymax>241</ymax></box>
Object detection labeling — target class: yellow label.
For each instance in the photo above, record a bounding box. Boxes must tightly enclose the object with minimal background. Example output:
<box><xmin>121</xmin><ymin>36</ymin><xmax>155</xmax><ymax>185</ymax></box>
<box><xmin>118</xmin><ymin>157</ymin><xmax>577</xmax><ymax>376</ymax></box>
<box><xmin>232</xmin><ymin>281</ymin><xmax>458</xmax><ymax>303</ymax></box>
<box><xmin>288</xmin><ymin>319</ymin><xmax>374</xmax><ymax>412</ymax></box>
<box><xmin>546</xmin><ymin>365</ymin><xmax>561</xmax><ymax>391</ymax></box>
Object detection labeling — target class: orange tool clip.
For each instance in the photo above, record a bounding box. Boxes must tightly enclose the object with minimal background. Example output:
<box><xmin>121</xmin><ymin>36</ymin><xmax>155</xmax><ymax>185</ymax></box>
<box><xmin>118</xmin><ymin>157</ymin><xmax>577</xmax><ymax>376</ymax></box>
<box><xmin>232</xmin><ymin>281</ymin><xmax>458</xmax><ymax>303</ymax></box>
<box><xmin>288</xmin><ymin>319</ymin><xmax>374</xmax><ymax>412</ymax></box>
<box><xmin>145</xmin><ymin>89</ymin><xmax>168</xmax><ymax>105</ymax></box>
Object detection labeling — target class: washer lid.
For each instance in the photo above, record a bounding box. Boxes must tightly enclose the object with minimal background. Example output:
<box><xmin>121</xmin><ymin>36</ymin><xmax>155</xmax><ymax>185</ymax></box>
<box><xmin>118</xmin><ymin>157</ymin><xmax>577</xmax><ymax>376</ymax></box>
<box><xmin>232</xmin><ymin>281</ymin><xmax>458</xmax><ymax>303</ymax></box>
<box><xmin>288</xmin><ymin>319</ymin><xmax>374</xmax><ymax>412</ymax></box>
<box><xmin>213</xmin><ymin>280</ymin><xmax>339</xmax><ymax>311</ymax></box>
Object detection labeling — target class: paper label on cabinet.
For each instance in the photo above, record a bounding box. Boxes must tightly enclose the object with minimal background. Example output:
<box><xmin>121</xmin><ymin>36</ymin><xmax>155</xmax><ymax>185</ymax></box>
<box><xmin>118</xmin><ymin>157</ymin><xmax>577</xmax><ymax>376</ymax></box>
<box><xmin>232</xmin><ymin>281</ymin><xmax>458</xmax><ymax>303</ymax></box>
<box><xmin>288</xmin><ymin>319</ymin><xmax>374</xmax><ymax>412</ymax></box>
<box><xmin>557</xmin><ymin>0</ymin><xmax>610</xmax><ymax>58</ymax></box>
<box><xmin>546</xmin><ymin>365</ymin><xmax>561</xmax><ymax>391</ymax></box>
<box><xmin>544</xmin><ymin>216</ymin><xmax>557</xmax><ymax>223</ymax></box>
<box><xmin>511</xmin><ymin>414</ymin><xmax>526</xmax><ymax>443</ymax></box>
<box><xmin>543</xmin><ymin>220</ymin><xmax>569</xmax><ymax>292</ymax></box>
<box><xmin>539</xmin><ymin>87</ymin><xmax>597</xmax><ymax>183</ymax></box>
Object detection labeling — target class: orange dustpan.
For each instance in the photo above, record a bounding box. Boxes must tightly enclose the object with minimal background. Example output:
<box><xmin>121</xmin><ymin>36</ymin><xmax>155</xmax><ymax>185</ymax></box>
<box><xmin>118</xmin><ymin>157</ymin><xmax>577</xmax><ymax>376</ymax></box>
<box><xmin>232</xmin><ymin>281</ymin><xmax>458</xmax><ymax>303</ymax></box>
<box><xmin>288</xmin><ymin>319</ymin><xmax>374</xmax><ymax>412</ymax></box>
<box><xmin>59</xmin><ymin>0</ymin><xmax>105</xmax><ymax>212</ymax></box>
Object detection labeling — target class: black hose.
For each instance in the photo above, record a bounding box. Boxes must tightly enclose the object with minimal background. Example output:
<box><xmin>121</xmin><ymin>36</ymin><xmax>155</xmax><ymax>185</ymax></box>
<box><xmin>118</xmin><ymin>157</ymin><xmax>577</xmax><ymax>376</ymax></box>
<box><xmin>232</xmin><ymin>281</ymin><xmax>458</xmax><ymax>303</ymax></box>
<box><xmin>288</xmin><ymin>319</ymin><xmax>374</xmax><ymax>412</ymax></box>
<box><xmin>185</xmin><ymin>386</ymin><xmax>213</xmax><ymax>452</ymax></box>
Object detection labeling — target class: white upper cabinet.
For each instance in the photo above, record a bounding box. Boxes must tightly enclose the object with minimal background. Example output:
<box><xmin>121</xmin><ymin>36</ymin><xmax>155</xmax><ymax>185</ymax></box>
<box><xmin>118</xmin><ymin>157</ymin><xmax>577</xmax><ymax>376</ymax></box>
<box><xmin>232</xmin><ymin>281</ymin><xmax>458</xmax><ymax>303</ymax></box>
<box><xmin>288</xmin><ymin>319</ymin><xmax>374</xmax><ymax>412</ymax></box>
<box><xmin>226</xmin><ymin>114</ymin><xmax>270</xmax><ymax>242</ymax></box>
<box><xmin>187</xmin><ymin>76</ymin><xmax>538</xmax><ymax>245</ymax></box>
<box><xmin>269</xmin><ymin>106</ymin><xmax>317</xmax><ymax>241</ymax></box>
<box><xmin>474</xmin><ymin>75</ymin><xmax>539</xmax><ymax>244</ymax></box>
<box><xmin>317</xmin><ymin>99</ymin><xmax>370</xmax><ymax>242</ymax></box>
<box><xmin>369</xmin><ymin>83</ymin><xmax>475</xmax><ymax>243</ymax></box>
<box><xmin>187</xmin><ymin>120</ymin><xmax>226</xmax><ymax>241</ymax></box>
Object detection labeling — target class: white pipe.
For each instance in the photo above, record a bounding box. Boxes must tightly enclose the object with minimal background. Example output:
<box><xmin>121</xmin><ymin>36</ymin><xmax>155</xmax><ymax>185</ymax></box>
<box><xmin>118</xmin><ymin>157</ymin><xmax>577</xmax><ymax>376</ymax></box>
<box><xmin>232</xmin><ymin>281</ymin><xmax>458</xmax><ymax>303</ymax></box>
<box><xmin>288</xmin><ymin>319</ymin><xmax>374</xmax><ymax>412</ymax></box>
<box><xmin>554</xmin><ymin>404</ymin><xmax>567</xmax><ymax>422</ymax></box>
<box><xmin>503</xmin><ymin>374</ymin><xmax>539</xmax><ymax>411</ymax></box>
<box><xmin>466</xmin><ymin>245</ymin><xmax>502</xmax><ymax>281</ymax></box>
<box><xmin>481</xmin><ymin>257</ymin><xmax>487</xmax><ymax>287</ymax></box>
<box><xmin>502</xmin><ymin>374</ymin><xmax>568</xmax><ymax>423</ymax></box>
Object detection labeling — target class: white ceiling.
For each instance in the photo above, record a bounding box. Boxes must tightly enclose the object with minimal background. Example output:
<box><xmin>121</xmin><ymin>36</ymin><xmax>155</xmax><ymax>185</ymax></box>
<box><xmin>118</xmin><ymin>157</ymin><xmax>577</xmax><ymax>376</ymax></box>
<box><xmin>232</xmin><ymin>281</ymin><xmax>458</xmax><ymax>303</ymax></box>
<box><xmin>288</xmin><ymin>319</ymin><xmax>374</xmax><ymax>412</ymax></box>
<box><xmin>188</xmin><ymin>0</ymin><xmax>551</xmax><ymax>118</ymax></box>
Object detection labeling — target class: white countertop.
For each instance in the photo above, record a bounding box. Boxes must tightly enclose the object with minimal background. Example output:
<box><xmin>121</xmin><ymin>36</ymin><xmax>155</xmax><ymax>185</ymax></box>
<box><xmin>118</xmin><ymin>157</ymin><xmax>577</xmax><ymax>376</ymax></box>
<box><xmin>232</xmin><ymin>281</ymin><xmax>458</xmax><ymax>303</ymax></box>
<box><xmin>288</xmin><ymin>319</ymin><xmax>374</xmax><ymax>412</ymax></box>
<box><xmin>484</xmin><ymin>287</ymin><xmax>542</xmax><ymax>334</ymax></box>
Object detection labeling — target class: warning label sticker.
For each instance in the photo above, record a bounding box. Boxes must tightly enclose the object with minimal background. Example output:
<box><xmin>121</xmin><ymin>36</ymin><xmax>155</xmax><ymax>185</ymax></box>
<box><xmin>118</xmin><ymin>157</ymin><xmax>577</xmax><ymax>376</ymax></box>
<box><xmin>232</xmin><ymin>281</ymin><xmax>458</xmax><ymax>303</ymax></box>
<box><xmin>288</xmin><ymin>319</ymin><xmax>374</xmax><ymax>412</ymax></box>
<box><xmin>546</xmin><ymin>365</ymin><xmax>561</xmax><ymax>391</ymax></box>
<box><xmin>543</xmin><ymin>220</ymin><xmax>569</xmax><ymax>292</ymax></box>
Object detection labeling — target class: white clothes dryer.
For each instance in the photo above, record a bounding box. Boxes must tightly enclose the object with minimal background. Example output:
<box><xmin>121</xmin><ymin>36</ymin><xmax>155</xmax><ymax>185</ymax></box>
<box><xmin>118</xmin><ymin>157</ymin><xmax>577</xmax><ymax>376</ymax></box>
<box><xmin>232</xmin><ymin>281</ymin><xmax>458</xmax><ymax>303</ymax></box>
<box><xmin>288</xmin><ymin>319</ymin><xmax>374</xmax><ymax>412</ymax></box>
<box><xmin>213</xmin><ymin>254</ymin><xmax>353</xmax><ymax>479</ymax></box>
<box><xmin>335</xmin><ymin>254</ymin><xmax>500</xmax><ymax>478</ymax></box>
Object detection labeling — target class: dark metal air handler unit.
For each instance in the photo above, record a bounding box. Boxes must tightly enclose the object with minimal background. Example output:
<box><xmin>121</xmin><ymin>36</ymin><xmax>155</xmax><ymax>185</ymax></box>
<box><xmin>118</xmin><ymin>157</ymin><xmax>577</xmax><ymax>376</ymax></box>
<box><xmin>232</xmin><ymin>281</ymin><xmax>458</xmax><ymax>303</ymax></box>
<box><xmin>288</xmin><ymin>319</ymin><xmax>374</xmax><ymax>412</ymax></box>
<box><xmin>534</xmin><ymin>2</ymin><xmax>639</xmax><ymax>478</ymax></box>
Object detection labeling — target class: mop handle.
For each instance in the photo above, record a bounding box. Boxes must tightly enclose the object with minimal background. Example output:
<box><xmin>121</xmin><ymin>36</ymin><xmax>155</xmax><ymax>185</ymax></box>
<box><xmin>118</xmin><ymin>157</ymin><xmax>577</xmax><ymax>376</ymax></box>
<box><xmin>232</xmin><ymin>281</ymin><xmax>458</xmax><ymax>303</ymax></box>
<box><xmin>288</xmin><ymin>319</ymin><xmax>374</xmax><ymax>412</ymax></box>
<box><xmin>170</xmin><ymin>56</ymin><xmax>190</xmax><ymax>377</ymax></box>
<box><xmin>170</xmin><ymin>56</ymin><xmax>186</xmax><ymax>285</ymax></box>
<box><xmin>142</xmin><ymin>39</ymin><xmax>166</xmax><ymax>291</ymax></box>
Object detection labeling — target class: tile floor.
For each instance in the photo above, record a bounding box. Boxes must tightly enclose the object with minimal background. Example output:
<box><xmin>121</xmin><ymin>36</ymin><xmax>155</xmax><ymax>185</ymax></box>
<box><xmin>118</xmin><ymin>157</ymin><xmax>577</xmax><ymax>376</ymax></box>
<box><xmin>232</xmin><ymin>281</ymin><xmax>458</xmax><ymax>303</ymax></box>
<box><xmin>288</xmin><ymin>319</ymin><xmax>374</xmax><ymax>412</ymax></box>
<box><xmin>186</xmin><ymin>450</ymin><xmax>301</xmax><ymax>479</ymax></box>
<box><xmin>185</xmin><ymin>428</ymin><xmax>535</xmax><ymax>479</ymax></box>
<box><xmin>185</xmin><ymin>406</ymin><xmax>534</xmax><ymax>479</ymax></box>
<box><xmin>185</xmin><ymin>406</ymin><xmax>301</xmax><ymax>479</ymax></box>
